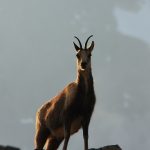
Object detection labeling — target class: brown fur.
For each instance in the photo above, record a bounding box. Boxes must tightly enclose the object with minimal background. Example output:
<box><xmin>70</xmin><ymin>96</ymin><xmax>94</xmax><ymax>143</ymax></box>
<box><xmin>34</xmin><ymin>36</ymin><xmax>96</xmax><ymax>150</ymax></box>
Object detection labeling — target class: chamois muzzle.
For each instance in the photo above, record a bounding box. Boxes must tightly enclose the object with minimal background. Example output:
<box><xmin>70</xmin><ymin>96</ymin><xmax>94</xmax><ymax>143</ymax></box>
<box><xmin>81</xmin><ymin>62</ymin><xmax>87</xmax><ymax>69</ymax></box>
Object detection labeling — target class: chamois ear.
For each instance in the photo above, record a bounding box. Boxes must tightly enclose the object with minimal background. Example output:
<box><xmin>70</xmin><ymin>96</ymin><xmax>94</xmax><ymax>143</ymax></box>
<box><xmin>73</xmin><ymin>42</ymin><xmax>80</xmax><ymax>52</ymax></box>
<box><xmin>87</xmin><ymin>41</ymin><xmax>94</xmax><ymax>52</ymax></box>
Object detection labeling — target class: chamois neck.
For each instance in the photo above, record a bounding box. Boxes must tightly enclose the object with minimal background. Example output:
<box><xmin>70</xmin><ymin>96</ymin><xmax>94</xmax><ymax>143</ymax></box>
<box><xmin>76</xmin><ymin>67</ymin><xmax>93</xmax><ymax>85</ymax></box>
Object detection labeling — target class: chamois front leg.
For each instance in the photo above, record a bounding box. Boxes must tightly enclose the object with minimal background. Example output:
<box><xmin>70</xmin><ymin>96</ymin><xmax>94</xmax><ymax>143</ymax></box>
<box><xmin>82</xmin><ymin>124</ymin><xmax>89</xmax><ymax>150</ymax></box>
<box><xmin>82</xmin><ymin>118</ymin><xmax>91</xmax><ymax>150</ymax></box>
<box><xmin>62</xmin><ymin>120</ymin><xmax>71</xmax><ymax>150</ymax></box>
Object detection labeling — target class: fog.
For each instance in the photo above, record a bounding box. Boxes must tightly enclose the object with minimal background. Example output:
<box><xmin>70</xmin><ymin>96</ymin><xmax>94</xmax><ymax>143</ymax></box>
<box><xmin>0</xmin><ymin>0</ymin><xmax>150</xmax><ymax>149</ymax></box>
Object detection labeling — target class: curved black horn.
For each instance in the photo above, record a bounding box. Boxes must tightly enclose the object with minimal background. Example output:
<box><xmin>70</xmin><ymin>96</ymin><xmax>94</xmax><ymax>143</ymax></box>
<box><xmin>85</xmin><ymin>35</ymin><xmax>93</xmax><ymax>49</ymax></box>
<box><xmin>74</xmin><ymin>36</ymin><xmax>82</xmax><ymax>50</ymax></box>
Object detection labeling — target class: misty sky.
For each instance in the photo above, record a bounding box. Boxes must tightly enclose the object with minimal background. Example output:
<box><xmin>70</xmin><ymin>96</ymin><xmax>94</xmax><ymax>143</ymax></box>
<box><xmin>0</xmin><ymin>0</ymin><xmax>150</xmax><ymax>150</ymax></box>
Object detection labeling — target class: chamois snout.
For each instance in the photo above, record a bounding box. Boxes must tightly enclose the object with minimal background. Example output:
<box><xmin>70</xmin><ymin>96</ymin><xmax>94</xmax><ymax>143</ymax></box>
<box><xmin>81</xmin><ymin>62</ymin><xmax>87</xmax><ymax>69</ymax></box>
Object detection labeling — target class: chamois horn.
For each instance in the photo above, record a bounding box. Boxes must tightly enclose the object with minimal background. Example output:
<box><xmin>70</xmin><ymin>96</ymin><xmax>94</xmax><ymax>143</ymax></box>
<box><xmin>74</xmin><ymin>36</ymin><xmax>83</xmax><ymax>50</ymax></box>
<box><xmin>85</xmin><ymin>35</ymin><xmax>93</xmax><ymax>49</ymax></box>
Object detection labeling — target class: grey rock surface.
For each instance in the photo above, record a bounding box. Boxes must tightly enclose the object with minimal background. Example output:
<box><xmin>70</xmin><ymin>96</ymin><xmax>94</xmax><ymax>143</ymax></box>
<box><xmin>89</xmin><ymin>145</ymin><xmax>122</xmax><ymax>150</ymax></box>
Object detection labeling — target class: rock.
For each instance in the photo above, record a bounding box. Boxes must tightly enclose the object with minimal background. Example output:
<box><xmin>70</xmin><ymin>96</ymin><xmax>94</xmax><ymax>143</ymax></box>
<box><xmin>89</xmin><ymin>145</ymin><xmax>122</xmax><ymax>150</ymax></box>
<box><xmin>0</xmin><ymin>144</ymin><xmax>122</xmax><ymax>150</ymax></box>
<box><xmin>0</xmin><ymin>145</ymin><xmax>20</xmax><ymax>150</ymax></box>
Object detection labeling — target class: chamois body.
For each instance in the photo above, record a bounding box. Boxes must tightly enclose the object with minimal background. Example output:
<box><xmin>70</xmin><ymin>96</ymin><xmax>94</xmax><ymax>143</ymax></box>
<box><xmin>34</xmin><ymin>36</ymin><xmax>96</xmax><ymax>150</ymax></box>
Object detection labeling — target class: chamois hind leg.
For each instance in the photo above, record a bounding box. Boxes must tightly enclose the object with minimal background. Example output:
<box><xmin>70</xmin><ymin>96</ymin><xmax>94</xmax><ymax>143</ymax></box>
<box><xmin>34</xmin><ymin>119</ymin><xmax>50</xmax><ymax>150</ymax></box>
<box><xmin>45</xmin><ymin>136</ymin><xmax>63</xmax><ymax>150</ymax></box>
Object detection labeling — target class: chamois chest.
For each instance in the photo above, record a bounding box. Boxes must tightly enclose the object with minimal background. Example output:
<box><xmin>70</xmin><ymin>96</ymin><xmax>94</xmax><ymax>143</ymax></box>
<box><xmin>76</xmin><ymin>73</ymin><xmax>95</xmax><ymax>114</ymax></box>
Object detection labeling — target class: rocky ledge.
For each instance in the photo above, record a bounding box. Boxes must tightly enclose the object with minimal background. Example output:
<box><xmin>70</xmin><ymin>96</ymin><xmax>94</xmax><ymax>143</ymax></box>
<box><xmin>0</xmin><ymin>144</ymin><xmax>122</xmax><ymax>150</ymax></box>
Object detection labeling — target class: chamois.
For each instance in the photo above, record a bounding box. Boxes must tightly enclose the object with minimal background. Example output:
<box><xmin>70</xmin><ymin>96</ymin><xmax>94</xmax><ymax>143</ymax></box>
<box><xmin>34</xmin><ymin>35</ymin><xmax>96</xmax><ymax>150</ymax></box>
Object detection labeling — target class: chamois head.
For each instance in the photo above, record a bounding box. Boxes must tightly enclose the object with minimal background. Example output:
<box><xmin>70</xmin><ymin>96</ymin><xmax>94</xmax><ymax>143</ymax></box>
<box><xmin>73</xmin><ymin>35</ymin><xmax>94</xmax><ymax>71</ymax></box>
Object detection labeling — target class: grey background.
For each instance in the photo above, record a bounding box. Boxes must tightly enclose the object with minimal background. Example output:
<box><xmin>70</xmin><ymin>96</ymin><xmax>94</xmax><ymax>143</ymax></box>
<box><xmin>0</xmin><ymin>0</ymin><xmax>150</xmax><ymax>150</ymax></box>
